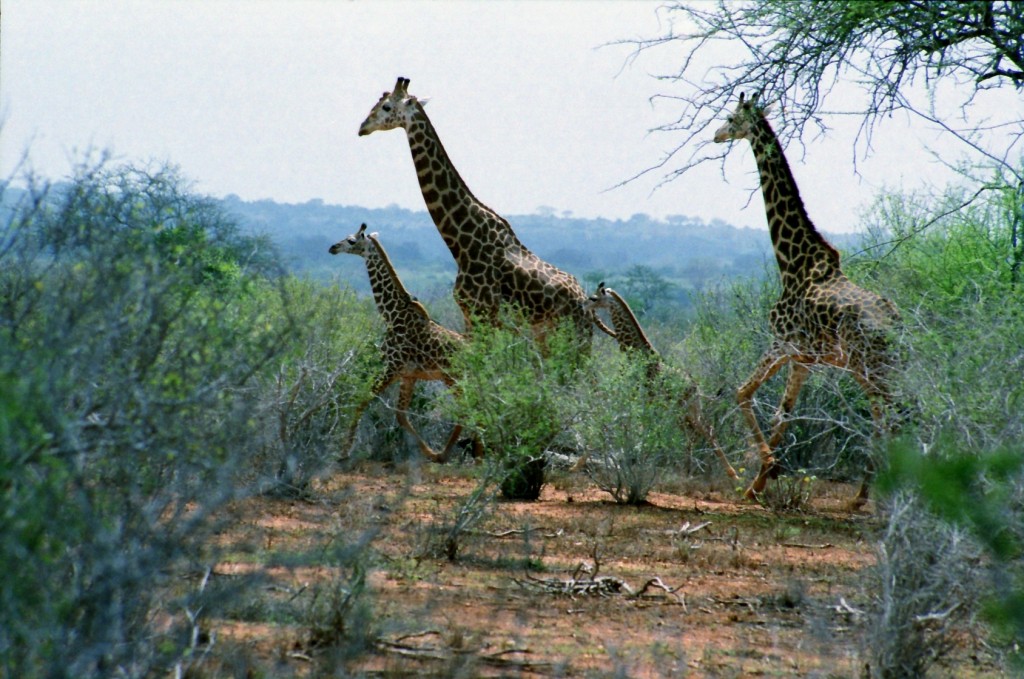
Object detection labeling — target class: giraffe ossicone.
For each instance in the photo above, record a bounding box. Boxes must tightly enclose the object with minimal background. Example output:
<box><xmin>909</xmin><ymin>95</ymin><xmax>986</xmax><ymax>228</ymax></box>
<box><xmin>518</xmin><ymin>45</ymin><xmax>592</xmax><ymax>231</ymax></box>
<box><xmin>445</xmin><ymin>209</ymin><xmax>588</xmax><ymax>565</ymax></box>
<box><xmin>714</xmin><ymin>92</ymin><xmax>902</xmax><ymax>508</ymax></box>
<box><xmin>329</xmin><ymin>223</ymin><xmax>481</xmax><ymax>463</ymax></box>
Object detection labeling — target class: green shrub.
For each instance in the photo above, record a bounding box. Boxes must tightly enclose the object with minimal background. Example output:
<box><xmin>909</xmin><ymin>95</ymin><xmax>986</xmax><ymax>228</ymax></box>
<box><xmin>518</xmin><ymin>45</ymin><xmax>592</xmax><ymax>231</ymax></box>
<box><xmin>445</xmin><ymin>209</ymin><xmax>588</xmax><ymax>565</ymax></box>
<box><xmin>851</xmin><ymin>184</ymin><xmax>1024</xmax><ymax>454</ymax></box>
<box><xmin>0</xmin><ymin>162</ymin><xmax>303</xmax><ymax>676</ymax></box>
<box><xmin>444</xmin><ymin>309</ymin><xmax>581</xmax><ymax>500</ymax></box>
<box><xmin>857</xmin><ymin>171</ymin><xmax>1024</xmax><ymax>670</ymax></box>
<box><xmin>881</xmin><ymin>441</ymin><xmax>1024</xmax><ymax>665</ymax></box>
<box><xmin>246</xmin><ymin>278</ymin><xmax>381</xmax><ymax>495</ymax></box>
<box><xmin>573</xmin><ymin>351</ymin><xmax>682</xmax><ymax>504</ymax></box>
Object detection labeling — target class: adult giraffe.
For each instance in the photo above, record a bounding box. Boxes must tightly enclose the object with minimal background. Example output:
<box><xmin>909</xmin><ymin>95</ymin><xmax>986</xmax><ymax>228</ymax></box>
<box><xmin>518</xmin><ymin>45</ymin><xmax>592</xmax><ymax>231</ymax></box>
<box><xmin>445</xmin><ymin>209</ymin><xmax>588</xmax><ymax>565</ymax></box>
<box><xmin>713</xmin><ymin>92</ymin><xmax>902</xmax><ymax>507</ymax></box>
<box><xmin>357</xmin><ymin>77</ymin><xmax>611</xmax><ymax>345</ymax></box>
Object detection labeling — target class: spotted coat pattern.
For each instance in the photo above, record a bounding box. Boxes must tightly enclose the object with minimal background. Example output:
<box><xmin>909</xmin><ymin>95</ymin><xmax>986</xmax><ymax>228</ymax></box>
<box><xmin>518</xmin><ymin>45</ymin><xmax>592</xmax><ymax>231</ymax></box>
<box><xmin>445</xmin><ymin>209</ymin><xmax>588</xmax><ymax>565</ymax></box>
<box><xmin>358</xmin><ymin>77</ymin><xmax>605</xmax><ymax>342</ymax></box>
<box><xmin>330</xmin><ymin>224</ymin><xmax>480</xmax><ymax>462</ymax></box>
<box><xmin>714</xmin><ymin>93</ymin><xmax>902</xmax><ymax>505</ymax></box>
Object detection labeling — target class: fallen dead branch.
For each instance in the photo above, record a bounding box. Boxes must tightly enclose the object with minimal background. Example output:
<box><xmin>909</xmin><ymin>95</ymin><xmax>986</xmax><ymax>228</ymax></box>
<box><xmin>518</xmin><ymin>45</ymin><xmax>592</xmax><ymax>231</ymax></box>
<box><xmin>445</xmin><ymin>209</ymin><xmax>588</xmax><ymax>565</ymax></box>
<box><xmin>374</xmin><ymin>632</ymin><xmax>554</xmax><ymax>674</ymax></box>
<box><xmin>674</xmin><ymin>520</ymin><xmax>713</xmax><ymax>536</ymax></box>
<box><xmin>481</xmin><ymin>527</ymin><xmax>564</xmax><ymax>539</ymax></box>
<box><xmin>513</xmin><ymin>571</ymin><xmax>685</xmax><ymax>608</ymax></box>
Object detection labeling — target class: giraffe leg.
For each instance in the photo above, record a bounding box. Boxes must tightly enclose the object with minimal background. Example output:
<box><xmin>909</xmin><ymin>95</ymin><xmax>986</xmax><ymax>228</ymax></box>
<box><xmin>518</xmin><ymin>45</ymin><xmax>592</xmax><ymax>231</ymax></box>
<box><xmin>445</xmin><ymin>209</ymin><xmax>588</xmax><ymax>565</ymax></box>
<box><xmin>439</xmin><ymin>424</ymin><xmax>463</xmax><ymax>459</ymax></box>
<box><xmin>847</xmin><ymin>371</ymin><xmax>893</xmax><ymax>510</ymax></box>
<box><xmin>569</xmin><ymin>452</ymin><xmax>590</xmax><ymax>473</ymax></box>
<box><xmin>766</xmin><ymin>362</ymin><xmax>811</xmax><ymax>451</ymax></box>
<box><xmin>737</xmin><ymin>350</ymin><xmax>790</xmax><ymax>498</ymax></box>
<box><xmin>342</xmin><ymin>399</ymin><xmax>372</xmax><ymax>459</ymax></box>
<box><xmin>395</xmin><ymin>377</ymin><xmax>446</xmax><ymax>463</ymax></box>
<box><xmin>683</xmin><ymin>398</ymin><xmax>739</xmax><ymax>480</ymax></box>
<box><xmin>440</xmin><ymin>378</ymin><xmax>484</xmax><ymax>460</ymax></box>
<box><xmin>850</xmin><ymin>457</ymin><xmax>875</xmax><ymax>510</ymax></box>
<box><xmin>437</xmin><ymin>424</ymin><xmax>484</xmax><ymax>460</ymax></box>
<box><xmin>341</xmin><ymin>370</ymin><xmax>398</xmax><ymax>460</ymax></box>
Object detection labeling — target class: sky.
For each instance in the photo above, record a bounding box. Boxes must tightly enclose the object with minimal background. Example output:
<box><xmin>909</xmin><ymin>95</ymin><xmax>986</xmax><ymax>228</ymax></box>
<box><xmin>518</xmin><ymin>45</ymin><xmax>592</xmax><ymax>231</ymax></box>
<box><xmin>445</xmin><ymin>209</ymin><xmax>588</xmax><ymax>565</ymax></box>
<box><xmin>0</xmin><ymin>1</ymin><xmax>1016</xmax><ymax>234</ymax></box>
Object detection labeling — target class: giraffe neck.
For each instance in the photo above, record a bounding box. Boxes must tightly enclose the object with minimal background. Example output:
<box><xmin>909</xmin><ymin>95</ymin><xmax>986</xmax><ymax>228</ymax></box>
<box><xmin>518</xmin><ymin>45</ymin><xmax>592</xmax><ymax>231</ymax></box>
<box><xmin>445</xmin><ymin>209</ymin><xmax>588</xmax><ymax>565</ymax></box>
<box><xmin>747</xmin><ymin>116</ymin><xmax>841</xmax><ymax>287</ymax></box>
<box><xmin>363</xmin><ymin>235</ymin><xmax>414</xmax><ymax>327</ymax></box>
<box><xmin>607</xmin><ymin>290</ymin><xmax>657</xmax><ymax>357</ymax></box>
<box><xmin>404</xmin><ymin>102</ymin><xmax>525</xmax><ymax>260</ymax></box>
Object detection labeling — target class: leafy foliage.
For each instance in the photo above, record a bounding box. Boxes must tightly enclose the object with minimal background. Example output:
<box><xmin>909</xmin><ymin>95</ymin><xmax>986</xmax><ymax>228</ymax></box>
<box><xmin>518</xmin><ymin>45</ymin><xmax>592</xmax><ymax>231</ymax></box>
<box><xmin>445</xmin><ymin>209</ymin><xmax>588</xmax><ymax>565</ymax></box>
<box><xmin>627</xmin><ymin>1</ymin><xmax>1024</xmax><ymax>209</ymax></box>
<box><xmin>444</xmin><ymin>309</ymin><xmax>581</xmax><ymax>499</ymax></box>
<box><xmin>851</xmin><ymin>180</ymin><xmax>1024</xmax><ymax>451</ymax></box>
<box><xmin>246</xmin><ymin>279</ymin><xmax>381</xmax><ymax>495</ymax></box>
<box><xmin>862</xmin><ymin>492</ymin><xmax>983</xmax><ymax>678</ymax></box>
<box><xmin>574</xmin><ymin>351</ymin><xmax>682</xmax><ymax>504</ymax></box>
<box><xmin>0</xmin><ymin>162</ymin><xmax>380</xmax><ymax>676</ymax></box>
<box><xmin>881</xmin><ymin>443</ymin><xmax>1024</xmax><ymax>661</ymax></box>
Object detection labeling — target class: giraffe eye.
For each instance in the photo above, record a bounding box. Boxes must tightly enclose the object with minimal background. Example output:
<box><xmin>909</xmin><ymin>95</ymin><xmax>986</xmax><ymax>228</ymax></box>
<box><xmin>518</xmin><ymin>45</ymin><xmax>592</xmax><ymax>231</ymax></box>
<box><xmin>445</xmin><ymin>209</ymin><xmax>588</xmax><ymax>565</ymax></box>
<box><xmin>382</xmin><ymin>103</ymin><xmax>392</xmax><ymax>112</ymax></box>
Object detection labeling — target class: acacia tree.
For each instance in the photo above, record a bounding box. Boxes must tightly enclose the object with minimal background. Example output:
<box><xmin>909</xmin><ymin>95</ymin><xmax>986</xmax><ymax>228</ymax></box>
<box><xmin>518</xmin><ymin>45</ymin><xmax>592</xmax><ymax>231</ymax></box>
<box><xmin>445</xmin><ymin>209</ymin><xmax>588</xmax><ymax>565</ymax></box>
<box><xmin>628</xmin><ymin>1</ymin><xmax>1023</xmax><ymax>184</ymax></box>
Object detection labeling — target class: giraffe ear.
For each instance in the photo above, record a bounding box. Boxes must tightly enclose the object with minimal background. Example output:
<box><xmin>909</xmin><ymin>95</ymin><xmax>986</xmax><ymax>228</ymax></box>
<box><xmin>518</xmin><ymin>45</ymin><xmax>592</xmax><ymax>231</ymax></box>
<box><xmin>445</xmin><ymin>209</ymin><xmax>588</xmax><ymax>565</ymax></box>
<box><xmin>369</xmin><ymin>231</ymin><xmax>381</xmax><ymax>239</ymax></box>
<box><xmin>417</xmin><ymin>97</ymin><xmax>430</xmax><ymax>107</ymax></box>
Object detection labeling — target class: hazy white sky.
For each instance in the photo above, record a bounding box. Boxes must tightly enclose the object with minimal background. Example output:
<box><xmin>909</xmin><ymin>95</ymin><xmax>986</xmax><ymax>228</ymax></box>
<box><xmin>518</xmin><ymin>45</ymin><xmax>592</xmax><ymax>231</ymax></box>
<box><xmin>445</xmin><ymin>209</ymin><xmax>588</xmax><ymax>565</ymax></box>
<box><xmin>0</xmin><ymin>1</ymin><xmax>1012</xmax><ymax>233</ymax></box>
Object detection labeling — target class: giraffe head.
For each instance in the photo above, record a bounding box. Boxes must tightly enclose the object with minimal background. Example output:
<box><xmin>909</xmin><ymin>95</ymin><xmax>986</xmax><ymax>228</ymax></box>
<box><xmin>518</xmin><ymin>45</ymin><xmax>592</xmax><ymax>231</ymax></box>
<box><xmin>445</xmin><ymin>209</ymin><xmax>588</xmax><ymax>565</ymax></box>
<box><xmin>358</xmin><ymin>77</ymin><xmax>423</xmax><ymax>136</ymax></box>
<box><xmin>713</xmin><ymin>91</ymin><xmax>764</xmax><ymax>143</ymax></box>
<box><xmin>328</xmin><ymin>223</ymin><xmax>373</xmax><ymax>256</ymax></box>
<box><xmin>582</xmin><ymin>281</ymin><xmax>613</xmax><ymax>314</ymax></box>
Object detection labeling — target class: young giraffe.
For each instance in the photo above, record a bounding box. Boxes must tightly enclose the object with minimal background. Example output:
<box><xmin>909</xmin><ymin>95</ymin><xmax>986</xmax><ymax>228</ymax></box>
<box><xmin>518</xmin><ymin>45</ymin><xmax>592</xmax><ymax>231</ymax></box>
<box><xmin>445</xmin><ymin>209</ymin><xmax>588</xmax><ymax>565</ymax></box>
<box><xmin>713</xmin><ymin>92</ymin><xmax>902</xmax><ymax>507</ymax></box>
<box><xmin>329</xmin><ymin>224</ymin><xmax>481</xmax><ymax>462</ymax></box>
<box><xmin>357</xmin><ymin>77</ymin><xmax>611</xmax><ymax>344</ymax></box>
<box><xmin>581</xmin><ymin>282</ymin><xmax>739</xmax><ymax>480</ymax></box>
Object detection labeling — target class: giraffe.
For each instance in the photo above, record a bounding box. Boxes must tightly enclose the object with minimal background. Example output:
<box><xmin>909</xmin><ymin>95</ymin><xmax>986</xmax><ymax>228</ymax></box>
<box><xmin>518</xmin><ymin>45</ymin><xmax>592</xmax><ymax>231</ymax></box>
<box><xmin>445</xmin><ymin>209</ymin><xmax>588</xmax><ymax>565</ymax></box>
<box><xmin>581</xmin><ymin>282</ymin><xmax>739</xmax><ymax>480</ymax></box>
<box><xmin>713</xmin><ymin>92</ymin><xmax>902</xmax><ymax>507</ymax></box>
<box><xmin>357</xmin><ymin>77</ymin><xmax>611</xmax><ymax>344</ymax></box>
<box><xmin>329</xmin><ymin>223</ymin><xmax>481</xmax><ymax>463</ymax></box>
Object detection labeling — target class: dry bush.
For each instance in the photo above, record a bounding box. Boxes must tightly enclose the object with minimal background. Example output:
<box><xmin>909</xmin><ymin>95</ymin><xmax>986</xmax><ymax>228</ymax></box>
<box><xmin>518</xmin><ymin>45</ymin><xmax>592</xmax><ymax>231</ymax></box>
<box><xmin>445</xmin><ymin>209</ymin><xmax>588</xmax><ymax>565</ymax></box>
<box><xmin>574</xmin><ymin>352</ymin><xmax>680</xmax><ymax>505</ymax></box>
<box><xmin>860</xmin><ymin>492</ymin><xmax>982</xmax><ymax>677</ymax></box>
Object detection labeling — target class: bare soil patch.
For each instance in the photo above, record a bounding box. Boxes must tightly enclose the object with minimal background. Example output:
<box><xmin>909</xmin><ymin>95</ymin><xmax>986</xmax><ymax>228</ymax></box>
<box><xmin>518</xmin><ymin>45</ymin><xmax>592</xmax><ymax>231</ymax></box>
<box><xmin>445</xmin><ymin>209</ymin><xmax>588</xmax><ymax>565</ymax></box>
<box><xmin>196</xmin><ymin>462</ymin><xmax>1002</xmax><ymax>677</ymax></box>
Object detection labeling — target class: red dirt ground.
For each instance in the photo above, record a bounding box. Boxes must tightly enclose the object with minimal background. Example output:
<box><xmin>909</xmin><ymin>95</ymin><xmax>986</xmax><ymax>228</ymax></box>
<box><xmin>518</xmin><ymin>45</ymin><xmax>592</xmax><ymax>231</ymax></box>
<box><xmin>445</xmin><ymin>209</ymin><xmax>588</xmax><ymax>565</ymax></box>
<box><xmin>196</xmin><ymin>462</ymin><xmax>1004</xmax><ymax>678</ymax></box>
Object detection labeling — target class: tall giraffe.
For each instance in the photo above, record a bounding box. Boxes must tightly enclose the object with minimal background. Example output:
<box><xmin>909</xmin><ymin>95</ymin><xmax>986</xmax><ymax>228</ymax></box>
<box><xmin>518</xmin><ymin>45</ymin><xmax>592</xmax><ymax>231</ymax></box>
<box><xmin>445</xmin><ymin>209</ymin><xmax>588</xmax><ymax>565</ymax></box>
<box><xmin>582</xmin><ymin>282</ymin><xmax>739</xmax><ymax>480</ymax></box>
<box><xmin>358</xmin><ymin>77</ymin><xmax>610</xmax><ymax>343</ymax></box>
<box><xmin>713</xmin><ymin>92</ymin><xmax>901</xmax><ymax>507</ymax></box>
<box><xmin>329</xmin><ymin>224</ymin><xmax>481</xmax><ymax>462</ymax></box>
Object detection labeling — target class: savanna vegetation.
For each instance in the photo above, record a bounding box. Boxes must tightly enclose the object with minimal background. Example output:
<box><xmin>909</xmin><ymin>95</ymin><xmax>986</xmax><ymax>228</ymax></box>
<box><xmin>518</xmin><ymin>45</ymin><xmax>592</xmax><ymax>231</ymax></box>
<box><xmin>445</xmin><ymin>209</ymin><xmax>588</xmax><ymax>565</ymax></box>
<box><xmin>3</xmin><ymin>150</ymin><xmax>1021</xmax><ymax>676</ymax></box>
<box><xmin>4</xmin><ymin>2</ymin><xmax>1023</xmax><ymax>675</ymax></box>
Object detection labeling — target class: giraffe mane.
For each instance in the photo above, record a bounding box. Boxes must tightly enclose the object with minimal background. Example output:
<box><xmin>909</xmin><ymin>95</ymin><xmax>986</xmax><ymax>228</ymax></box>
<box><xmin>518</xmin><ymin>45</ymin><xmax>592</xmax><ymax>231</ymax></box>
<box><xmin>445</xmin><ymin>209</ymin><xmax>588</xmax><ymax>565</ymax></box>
<box><xmin>366</xmin><ymin>232</ymin><xmax>415</xmax><ymax>306</ymax></box>
<box><xmin>408</xmin><ymin>98</ymin><xmax>528</xmax><ymax>250</ymax></box>
<box><xmin>605</xmin><ymin>287</ymin><xmax>656</xmax><ymax>351</ymax></box>
<box><xmin>752</xmin><ymin>110</ymin><xmax>842</xmax><ymax>266</ymax></box>
<box><xmin>409</xmin><ymin>99</ymin><xmax>482</xmax><ymax>206</ymax></box>
<box><xmin>409</xmin><ymin>298</ymin><xmax>431</xmax><ymax>319</ymax></box>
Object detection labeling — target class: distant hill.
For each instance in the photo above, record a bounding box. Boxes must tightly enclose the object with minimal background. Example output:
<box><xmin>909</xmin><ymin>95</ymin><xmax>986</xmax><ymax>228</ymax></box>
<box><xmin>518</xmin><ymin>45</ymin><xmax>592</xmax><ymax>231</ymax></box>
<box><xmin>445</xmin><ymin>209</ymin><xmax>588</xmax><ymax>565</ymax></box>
<box><xmin>0</xmin><ymin>183</ymin><xmax>856</xmax><ymax>316</ymax></box>
<box><xmin>219</xmin><ymin>195</ymin><xmax>818</xmax><ymax>313</ymax></box>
